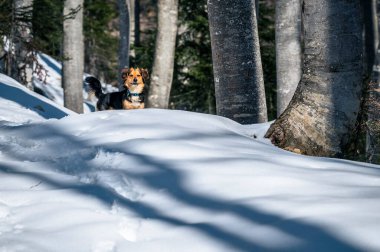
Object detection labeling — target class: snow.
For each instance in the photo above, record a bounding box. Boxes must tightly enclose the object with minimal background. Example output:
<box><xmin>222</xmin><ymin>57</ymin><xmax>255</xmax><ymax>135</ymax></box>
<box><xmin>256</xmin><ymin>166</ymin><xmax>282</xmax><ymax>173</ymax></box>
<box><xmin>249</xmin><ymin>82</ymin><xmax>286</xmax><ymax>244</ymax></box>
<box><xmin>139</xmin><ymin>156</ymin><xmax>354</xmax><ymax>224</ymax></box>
<box><xmin>0</xmin><ymin>74</ymin><xmax>380</xmax><ymax>252</ymax></box>
<box><xmin>32</xmin><ymin>53</ymin><xmax>118</xmax><ymax>113</ymax></box>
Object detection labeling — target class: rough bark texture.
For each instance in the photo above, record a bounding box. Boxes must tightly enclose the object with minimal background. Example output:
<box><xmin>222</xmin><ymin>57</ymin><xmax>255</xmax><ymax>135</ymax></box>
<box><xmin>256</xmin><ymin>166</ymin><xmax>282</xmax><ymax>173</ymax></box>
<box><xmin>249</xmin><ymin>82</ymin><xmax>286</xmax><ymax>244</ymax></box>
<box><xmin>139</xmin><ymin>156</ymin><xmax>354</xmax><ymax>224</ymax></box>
<box><xmin>365</xmin><ymin>1</ymin><xmax>380</xmax><ymax>164</ymax></box>
<box><xmin>275</xmin><ymin>0</ymin><xmax>302</xmax><ymax>116</ymax></box>
<box><xmin>146</xmin><ymin>0</ymin><xmax>178</xmax><ymax>109</ymax></box>
<box><xmin>265</xmin><ymin>0</ymin><xmax>363</xmax><ymax>157</ymax></box>
<box><xmin>365</xmin><ymin>80</ymin><xmax>380</xmax><ymax>163</ymax></box>
<box><xmin>117</xmin><ymin>0</ymin><xmax>131</xmax><ymax>90</ymax></box>
<box><xmin>62</xmin><ymin>0</ymin><xmax>84</xmax><ymax>113</ymax></box>
<box><xmin>207</xmin><ymin>0</ymin><xmax>267</xmax><ymax>124</ymax></box>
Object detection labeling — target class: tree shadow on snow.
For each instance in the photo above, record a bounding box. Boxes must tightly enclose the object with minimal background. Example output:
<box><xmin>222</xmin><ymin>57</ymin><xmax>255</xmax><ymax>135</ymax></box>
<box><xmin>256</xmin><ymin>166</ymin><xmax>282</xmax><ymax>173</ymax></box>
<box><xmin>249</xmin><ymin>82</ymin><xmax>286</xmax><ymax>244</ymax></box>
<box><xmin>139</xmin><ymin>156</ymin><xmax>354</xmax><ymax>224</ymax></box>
<box><xmin>0</xmin><ymin>121</ymin><xmax>367</xmax><ymax>252</ymax></box>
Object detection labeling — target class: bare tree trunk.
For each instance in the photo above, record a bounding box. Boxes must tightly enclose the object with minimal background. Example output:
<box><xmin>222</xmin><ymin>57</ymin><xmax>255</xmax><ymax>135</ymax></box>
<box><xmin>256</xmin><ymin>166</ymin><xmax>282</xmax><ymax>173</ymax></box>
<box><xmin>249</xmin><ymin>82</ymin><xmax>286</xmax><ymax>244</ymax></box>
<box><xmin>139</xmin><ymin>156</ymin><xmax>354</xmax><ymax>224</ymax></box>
<box><xmin>362</xmin><ymin>0</ymin><xmax>378</xmax><ymax>77</ymax></box>
<box><xmin>275</xmin><ymin>0</ymin><xmax>302</xmax><ymax>116</ymax></box>
<box><xmin>12</xmin><ymin>0</ymin><xmax>33</xmax><ymax>88</ymax></box>
<box><xmin>134</xmin><ymin>0</ymin><xmax>140</xmax><ymax>47</ymax></box>
<box><xmin>129</xmin><ymin>0</ymin><xmax>135</xmax><ymax>46</ymax></box>
<box><xmin>365</xmin><ymin>80</ymin><xmax>380</xmax><ymax>163</ymax></box>
<box><xmin>366</xmin><ymin>1</ymin><xmax>380</xmax><ymax>163</ymax></box>
<box><xmin>147</xmin><ymin>0</ymin><xmax>178</xmax><ymax>109</ymax></box>
<box><xmin>265</xmin><ymin>0</ymin><xmax>362</xmax><ymax>157</ymax></box>
<box><xmin>207</xmin><ymin>0</ymin><xmax>267</xmax><ymax>124</ymax></box>
<box><xmin>62</xmin><ymin>0</ymin><xmax>84</xmax><ymax>113</ymax></box>
<box><xmin>255</xmin><ymin>0</ymin><xmax>259</xmax><ymax>20</ymax></box>
<box><xmin>117</xmin><ymin>0</ymin><xmax>131</xmax><ymax>90</ymax></box>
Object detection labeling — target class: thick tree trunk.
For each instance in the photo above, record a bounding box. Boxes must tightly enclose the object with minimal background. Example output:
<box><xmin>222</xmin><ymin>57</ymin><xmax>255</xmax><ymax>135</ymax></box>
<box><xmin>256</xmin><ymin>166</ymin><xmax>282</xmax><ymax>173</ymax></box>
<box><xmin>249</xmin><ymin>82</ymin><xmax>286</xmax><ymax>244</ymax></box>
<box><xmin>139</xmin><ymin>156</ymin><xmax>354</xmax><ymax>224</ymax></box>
<box><xmin>62</xmin><ymin>0</ymin><xmax>84</xmax><ymax>113</ymax></box>
<box><xmin>265</xmin><ymin>0</ymin><xmax>362</xmax><ymax>157</ymax></box>
<box><xmin>146</xmin><ymin>0</ymin><xmax>178</xmax><ymax>109</ymax></box>
<box><xmin>207</xmin><ymin>0</ymin><xmax>267</xmax><ymax>124</ymax></box>
<box><xmin>275</xmin><ymin>0</ymin><xmax>302</xmax><ymax>116</ymax></box>
<box><xmin>117</xmin><ymin>0</ymin><xmax>131</xmax><ymax>90</ymax></box>
<box><xmin>365</xmin><ymin>80</ymin><xmax>380</xmax><ymax>163</ymax></box>
<box><xmin>365</xmin><ymin>1</ymin><xmax>380</xmax><ymax>163</ymax></box>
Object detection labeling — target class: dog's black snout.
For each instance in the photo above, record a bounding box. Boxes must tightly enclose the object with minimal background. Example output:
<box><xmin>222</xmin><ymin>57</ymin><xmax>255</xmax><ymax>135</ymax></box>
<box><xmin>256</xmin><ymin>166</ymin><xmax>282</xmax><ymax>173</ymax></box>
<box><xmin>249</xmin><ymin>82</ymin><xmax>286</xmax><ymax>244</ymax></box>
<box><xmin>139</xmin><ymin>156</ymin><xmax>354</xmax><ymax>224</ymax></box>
<box><xmin>133</xmin><ymin>77</ymin><xmax>138</xmax><ymax>82</ymax></box>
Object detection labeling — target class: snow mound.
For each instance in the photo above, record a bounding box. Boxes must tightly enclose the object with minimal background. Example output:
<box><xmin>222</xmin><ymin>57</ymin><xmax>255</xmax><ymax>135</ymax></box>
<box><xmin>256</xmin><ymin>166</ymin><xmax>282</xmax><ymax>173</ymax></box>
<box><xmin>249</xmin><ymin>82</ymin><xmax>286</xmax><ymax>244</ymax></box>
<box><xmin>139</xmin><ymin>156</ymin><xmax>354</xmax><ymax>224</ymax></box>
<box><xmin>0</xmin><ymin>74</ymin><xmax>379</xmax><ymax>251</ymax></box>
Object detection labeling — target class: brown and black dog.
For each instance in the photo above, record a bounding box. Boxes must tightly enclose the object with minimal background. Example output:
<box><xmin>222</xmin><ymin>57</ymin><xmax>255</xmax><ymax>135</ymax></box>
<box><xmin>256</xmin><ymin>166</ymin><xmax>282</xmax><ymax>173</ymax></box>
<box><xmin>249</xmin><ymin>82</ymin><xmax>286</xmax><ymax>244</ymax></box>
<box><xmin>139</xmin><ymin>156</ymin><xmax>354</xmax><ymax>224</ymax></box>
<box><xmin>86</xmin><ymin>67</ymin><xmax>149</xmax><ymax>111</ymax></box>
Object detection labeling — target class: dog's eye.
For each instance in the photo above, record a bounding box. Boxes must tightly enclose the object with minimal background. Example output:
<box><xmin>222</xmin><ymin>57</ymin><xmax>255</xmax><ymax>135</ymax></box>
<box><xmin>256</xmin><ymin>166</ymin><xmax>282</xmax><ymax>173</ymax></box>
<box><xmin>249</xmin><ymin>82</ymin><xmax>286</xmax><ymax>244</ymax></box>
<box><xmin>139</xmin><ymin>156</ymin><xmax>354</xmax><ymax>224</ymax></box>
<box><xmin>129</xmin><ymin>74</ymin><xmax>133</xmax><ymax>77</ymax></box>
<box><xmin>137</xmin><ymin>74</ymin><xmax>141</xmax><ymax>77</ymax></box>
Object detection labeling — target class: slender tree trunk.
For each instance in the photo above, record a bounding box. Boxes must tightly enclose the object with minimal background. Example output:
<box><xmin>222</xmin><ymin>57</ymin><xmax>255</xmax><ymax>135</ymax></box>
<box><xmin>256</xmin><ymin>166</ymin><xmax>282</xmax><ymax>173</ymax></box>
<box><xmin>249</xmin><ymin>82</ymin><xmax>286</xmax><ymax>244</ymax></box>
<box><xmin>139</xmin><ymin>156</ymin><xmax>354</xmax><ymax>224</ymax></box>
<box><xmin>265</xmin><ymin>0</ymin><xmax>363</xmax><ymax>157</ymax></box>
<box><xmin>255</xmin><ymin>0</ymin><xmax>259</xmax><ymax>20</ymax></box>
<box><xmin>134</xmin><ymin>0</ymin><xmax>140</xmax><ymax>47</ymax></box>
<box><xmin>362</xmin><ymin>0</ymin><xmax>378</xmax><ymax>77</ymax></box>
<box><xmin>275</xmin><ymin>0</ymin><xmax>302</xmax><ymax>116</ymax></box>
<box><xmin>0</xmin><ymin>43</ymin><xmax>5</xmax><ymax>73</ymax></box>
<box><xmin>147</xmin><ymin>0</ymin><xmax>178</xmax><ymax>108</ymax></box>
<box><xmin>129</xmin><ymin>0</ymin><xmax>135</xmax><ymax>46</ymax></box>
<box><xmin>207</xmin><ymin>0</ymin><xmax>267</xmax><ymax>124</ymax></box>
<box><xmin>12</xmin><ymin>0</ymin><xmax>33</xmax><ymax>88</ymax></box>
<box><xmin>62</xmin><ymin>0</ymin><xmax>84</xmax><ymax>113</ymax></box>
<box><xmin>117</xmin><ymin>0</ymin><xmax>131</xmax><ymax>90</ymax></box>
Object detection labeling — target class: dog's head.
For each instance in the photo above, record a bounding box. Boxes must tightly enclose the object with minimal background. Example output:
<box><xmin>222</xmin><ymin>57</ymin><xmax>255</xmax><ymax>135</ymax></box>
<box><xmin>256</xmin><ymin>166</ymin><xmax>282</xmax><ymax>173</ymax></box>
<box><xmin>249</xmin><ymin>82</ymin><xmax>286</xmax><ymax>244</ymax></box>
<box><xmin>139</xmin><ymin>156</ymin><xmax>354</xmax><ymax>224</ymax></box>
<box><xmin>122</xmin><ymin>67</ymin><xmax>149</xmax><ymax>92</ymax></box>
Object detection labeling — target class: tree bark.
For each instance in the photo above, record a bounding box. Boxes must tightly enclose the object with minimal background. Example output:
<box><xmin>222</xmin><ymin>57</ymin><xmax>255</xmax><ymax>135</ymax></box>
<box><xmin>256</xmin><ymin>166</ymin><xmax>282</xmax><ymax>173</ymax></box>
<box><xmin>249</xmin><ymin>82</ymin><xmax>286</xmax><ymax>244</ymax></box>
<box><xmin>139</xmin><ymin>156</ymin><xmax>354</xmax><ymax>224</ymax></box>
<box><xmin>117</xmin><ymin>0</ymin><xmax>131</xmax><ymax>90</ymax></box>
<box><xmin>12</xmin><ymin>0</ymin><xmax>33</xmax><ymax>88</ymax></box>
<box><xmin>362</xmin><ymin>0</ymin><xmax>378</xmax><ymax>77</ymax></box>
<box><xmin>255</xmin><ymin>0</ymin><xmax>259</xmax><ymax>20</ymax></box>
<box><xmin>265</xmin><ymin>0</ymin><xmax>363</xmax><ymax>157</ymax></box>
<box><xmin>207</xmin><ymin>0</ymin><xmax>267</xmax><ymax>124</ymax></box>
<box><xmin>365</xmin><ymin>1</ymin><xmax>380</xmax><ymax>163</ymax></box>
<box><xmin>275</xmin><ymin>0</ymin><xmax>302</xmax><ymax>116</ymax></box>
<box><xmin>62</xmin><ymin>0</ymin><xmax>84</xmax><ymax>113</ymax></box>
<box><xmin>134</xmin><ymin>0</ymin><xmax>140</xmax><ymax>47</ymax></box>
<box><xmin>146</xmin><ymin>0</ymin><xmax>178</xmax><ymax>109</ymax></box>
<box><xmin>365</xmin><ymin>80</ymin><xmax>380</xmax><ymax>163</ymax></box>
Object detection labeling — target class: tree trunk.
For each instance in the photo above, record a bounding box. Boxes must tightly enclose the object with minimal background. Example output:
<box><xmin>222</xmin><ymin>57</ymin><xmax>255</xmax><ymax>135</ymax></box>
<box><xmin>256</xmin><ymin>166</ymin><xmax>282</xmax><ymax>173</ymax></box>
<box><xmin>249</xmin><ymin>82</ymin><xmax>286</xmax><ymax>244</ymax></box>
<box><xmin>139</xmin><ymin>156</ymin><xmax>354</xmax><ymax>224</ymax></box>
<box><xmin>275</xmin><ymin>0</ymin><xmax>302</xmax><ymax>116</ymax></box>
<box><xmin>365</xmin><ymin>80</ymin><xmax>380</xmax><ymax>163</ymax></box>
<box><xmin>12</xmin><ymin>0</ymin><xmax>33</xmax><ymax>88</ymax></box>
<box><xmin>255</xmin><ymin>0</ymin><xmax>259</xmax><ymax>20</ymax></box>
<box><xmin>207</xmin><ymin>0</ymin><xmax>267</xmax><ymax>124</ymax></box>
<box><xmin>117</xmin><ymin>0</ymin><xmax>131</xmax><ymax>90</ymax></box>
<box><xmin>134</xmin><ymin>0</ymin><xmax>140</xmax><ymax>47</ymax></box>
<box><xmin>146</xmin><ymin>0</ymin><xmax>178</xmax><ymax>109</ymax></box>
<box><xmin>365</xmin><ymin>1</ymin><xmax>380</xmax><ymax>163</ymax></box>
<box><xmin>129</xmin><ymin>0</ymin><xmax>135</xmax><ymax>46</ymax></box>
<box><xmin>265</xmin><ymin>0</ymin><xmax>363</xmax><ymax>157</ymax></box>
<box><xmin>362</xmin><ymin>0</ymin><xmax>378</xmax><ymax>78</ymax></box>
<box><xmin>62</xmin><ymin>0</ymin><xmax>84</xmax><ymax>113</ymax></box>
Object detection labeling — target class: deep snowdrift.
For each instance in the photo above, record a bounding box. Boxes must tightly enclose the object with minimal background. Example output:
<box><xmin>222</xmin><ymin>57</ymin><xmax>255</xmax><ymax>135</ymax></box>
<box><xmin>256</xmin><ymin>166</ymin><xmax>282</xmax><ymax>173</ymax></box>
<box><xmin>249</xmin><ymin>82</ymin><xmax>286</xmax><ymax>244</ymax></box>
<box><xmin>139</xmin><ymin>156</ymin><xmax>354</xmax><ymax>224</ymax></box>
<box><xmin>0</xmin><ymin>74</ymin><xmax>380</xmax><ymax>252</ymax></box>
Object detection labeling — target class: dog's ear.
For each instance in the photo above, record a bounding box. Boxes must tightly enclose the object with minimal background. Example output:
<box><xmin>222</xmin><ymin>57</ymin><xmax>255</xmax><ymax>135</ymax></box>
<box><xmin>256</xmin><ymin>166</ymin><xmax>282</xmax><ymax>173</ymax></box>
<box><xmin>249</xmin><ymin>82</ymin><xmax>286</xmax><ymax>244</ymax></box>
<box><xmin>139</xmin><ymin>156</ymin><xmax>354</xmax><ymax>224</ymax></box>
<box><xmin>140</xmin><ymin>68</ymin><xmax>149</xmax><ymax>81</ymax></box>
<box><xmin>121</xmin><ymin>68</ymin><xmax>130</xmax><ymax>80</ymax></box>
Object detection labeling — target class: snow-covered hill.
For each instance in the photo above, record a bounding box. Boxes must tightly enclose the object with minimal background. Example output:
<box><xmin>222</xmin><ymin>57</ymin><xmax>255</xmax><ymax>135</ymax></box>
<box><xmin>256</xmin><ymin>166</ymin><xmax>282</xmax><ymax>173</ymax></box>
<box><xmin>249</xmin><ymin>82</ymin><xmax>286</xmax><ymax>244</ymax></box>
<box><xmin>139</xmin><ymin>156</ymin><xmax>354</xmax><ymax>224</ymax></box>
<box><xmin>0</xmin><ymin>74</ymin><xmax>380</xmax><ymax>252</ymax></box>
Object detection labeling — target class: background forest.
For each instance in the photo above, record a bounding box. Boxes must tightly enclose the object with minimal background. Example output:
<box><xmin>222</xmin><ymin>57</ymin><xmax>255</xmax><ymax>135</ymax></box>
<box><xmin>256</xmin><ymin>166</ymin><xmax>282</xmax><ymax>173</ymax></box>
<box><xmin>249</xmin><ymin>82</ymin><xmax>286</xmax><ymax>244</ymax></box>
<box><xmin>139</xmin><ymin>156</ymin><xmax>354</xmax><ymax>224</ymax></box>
<box><xmin>0</xmin><ymin>0</ymin><xmax>276</xmax><ymax>116</ymax></box>
<box><xmin>0</xmin><ymin>0</ymin><xmax>379</xmax><ymax>164</ymax></box>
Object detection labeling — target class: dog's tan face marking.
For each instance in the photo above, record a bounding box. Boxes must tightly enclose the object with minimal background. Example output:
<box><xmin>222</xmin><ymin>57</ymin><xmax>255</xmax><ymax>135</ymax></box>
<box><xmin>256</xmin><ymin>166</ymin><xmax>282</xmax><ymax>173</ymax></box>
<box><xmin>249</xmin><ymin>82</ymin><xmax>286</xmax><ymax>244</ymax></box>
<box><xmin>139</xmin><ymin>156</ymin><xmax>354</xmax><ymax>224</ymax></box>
<box><xmin>122</xmin><ymin>67</ymin><xmax>147</xmax><ymax>93</ymax></box>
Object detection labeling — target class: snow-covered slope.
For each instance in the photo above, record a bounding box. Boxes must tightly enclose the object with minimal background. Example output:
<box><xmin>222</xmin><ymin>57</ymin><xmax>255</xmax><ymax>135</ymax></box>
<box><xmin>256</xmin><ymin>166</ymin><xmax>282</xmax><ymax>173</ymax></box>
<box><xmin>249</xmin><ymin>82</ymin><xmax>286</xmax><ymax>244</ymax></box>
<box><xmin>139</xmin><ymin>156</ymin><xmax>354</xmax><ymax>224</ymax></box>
<box><xmin>32</xmin><ymin>53</ymin><xmax>118</xmax><ymax>113</ymax></box>
<box><xmin>0</xmin><ymin>75</ymin><xmax>380</xmax><ymax>252</ymax></box>
<box><xmin>0</xmin><ymin>73</ymin><xmax>74</xmax><ymax>124</ymax></box>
